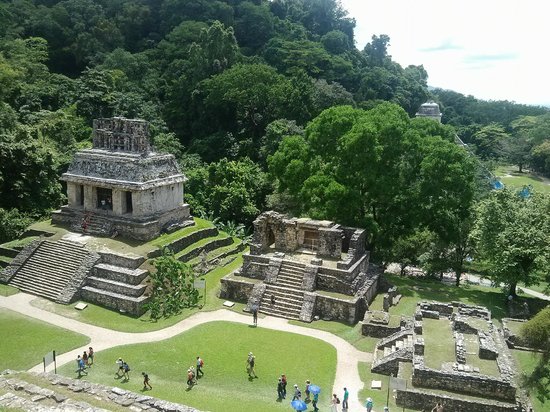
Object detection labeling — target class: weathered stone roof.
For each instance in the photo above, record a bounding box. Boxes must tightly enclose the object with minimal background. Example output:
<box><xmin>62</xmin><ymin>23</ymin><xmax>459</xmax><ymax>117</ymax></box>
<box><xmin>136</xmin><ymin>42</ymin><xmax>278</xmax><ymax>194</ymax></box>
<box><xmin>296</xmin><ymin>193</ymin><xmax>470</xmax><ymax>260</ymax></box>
<box><xmin>62</xmin><ymin>150</ymin><xmax>186</xmax><ymax>190</ymax></box>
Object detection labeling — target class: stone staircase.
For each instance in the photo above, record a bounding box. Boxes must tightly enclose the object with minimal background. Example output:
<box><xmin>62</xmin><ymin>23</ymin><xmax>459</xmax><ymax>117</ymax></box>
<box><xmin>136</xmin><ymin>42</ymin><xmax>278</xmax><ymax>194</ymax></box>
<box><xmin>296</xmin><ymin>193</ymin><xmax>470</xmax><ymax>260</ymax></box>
<box><xmin>371</xmin><ymin>328</ymin><xmax>414</xmax><ymax>375</ymax></box>
<box><xmin>80</xmin><ymin>252</ymin><xmax>150</xmax><ymax>316</ymax></box>
<box><xmin>8</xmin><ymin>239</ymin><xmax>93</xmax><ymax>302</ymax></box>
<box><xmin>72</xmin><ymin>212</ymin><xmax>113</xmax><ymax>237</ymax></box>
<box><xmin>259</xmin><ymin>284</ymin><xmax>305</xmax><ymax>320</ymax></box>
<box><xmin>276</xmin><ymin>260</ymin><xmax>306</xmax><ymax>288</ymax></box>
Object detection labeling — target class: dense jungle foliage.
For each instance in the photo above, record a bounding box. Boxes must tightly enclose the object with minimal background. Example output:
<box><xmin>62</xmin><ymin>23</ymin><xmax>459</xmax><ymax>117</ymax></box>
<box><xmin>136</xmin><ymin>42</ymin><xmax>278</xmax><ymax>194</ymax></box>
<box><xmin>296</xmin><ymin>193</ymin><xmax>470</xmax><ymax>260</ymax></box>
<box><xmin>0</xmin><ymin>0</ymin><xmax>549</xmax><ymax>285</ymax></box>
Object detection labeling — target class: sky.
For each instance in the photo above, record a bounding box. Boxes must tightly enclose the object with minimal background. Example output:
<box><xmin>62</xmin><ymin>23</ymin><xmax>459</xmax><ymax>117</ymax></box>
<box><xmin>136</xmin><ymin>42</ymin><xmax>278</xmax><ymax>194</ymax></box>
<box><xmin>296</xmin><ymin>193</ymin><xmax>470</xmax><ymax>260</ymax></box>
<box><xmin>340</xmin><ymin>0</ymin><xmax>550</xmax><ymax>107</ymax></box>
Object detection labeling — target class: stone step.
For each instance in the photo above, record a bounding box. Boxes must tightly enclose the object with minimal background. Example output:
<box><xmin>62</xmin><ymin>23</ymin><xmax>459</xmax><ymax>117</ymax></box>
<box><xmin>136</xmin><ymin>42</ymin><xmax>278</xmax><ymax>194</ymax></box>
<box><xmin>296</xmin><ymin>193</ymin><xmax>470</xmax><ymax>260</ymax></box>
<box><xmin>9</xmin><ymin>278</ymin><xmax>60</xmax><ymax>300</ymax></box>
<box><xmin>278</xmin><ymin>267</ymin><xmax>305</xmax><ymax>276</ymax></box>
<box><xmin>80</xmin><ymin>286</ymin><xmax>149</xmax><ymax>316</ymax></box>
<box><xmin>384</xmin><ymin>346</ymin><xmax>392</xmax><ymax>357</ymax></box>
<box><xmin>260</xmin><ymin>296</ymin><xmax>303</xmax><ymax>311</ymax></box>
<box><xmin>259</xmin><ymin>305</ymin><xmax>301</xmax><ymax>320</ymax></box>
<box><xmin>276</xmin><ymin>277</ymin><xmax>303</xmax><ymax>287</ymax></box>
<box><xmin>12</xmin><ymin>270</ymin><xmax>72</xmax><ymax>287</ymax></box>
<box><xmin>92</xmin><ymin>263</ymin><xmax>148</xmax><ymax>285</ymax></box>
<box><xmin>21</xmin><ymin>258</ymin><xmax>81</xmax><ymax>273</ymax></box>
<box><xmin>264</xmin><ymin>285</ymin><xmax>304</xmax><ymax>298</ymax></box>
<box><xmin>86</xmin><ymin>276</ymin><xmax>147</xmax><ymax>297</ymax></box>
<box><xmin>98</xmin><ymin>252</ymin><xmax>145</xmax><ymax>269</ymax></box>
<box><xmin>396</xmin><ymin>340</ymin><xmax>403</xmax><ymax>349</ymax></box>
<box><xmin>281</xmin><ymin>261</ymin><xmax>306</xmax><ymax>270</ymax></box>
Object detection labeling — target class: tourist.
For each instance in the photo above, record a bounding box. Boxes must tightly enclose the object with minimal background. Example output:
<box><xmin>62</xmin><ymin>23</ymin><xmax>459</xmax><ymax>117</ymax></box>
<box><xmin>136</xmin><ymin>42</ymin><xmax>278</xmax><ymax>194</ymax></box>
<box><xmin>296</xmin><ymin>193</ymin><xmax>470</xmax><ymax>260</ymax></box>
<box><xmin>432</xmin><ymin>402</ymin><xmax>444</xmax><ymax>412</ymax></box>
<box><xmin>76</xmin><ymin>355</ymin><xmax>87</xmax><ymax>377</ymax></box>
<box><xmin>115</xmin><ymin>358</ymin><xmax>124</xmax><ymax>377</ymax></box>
<box><xmin>365</xmin><ymin>397</ymin><xmax>373</xmax><ymax>412</ymax></box>
<box><xmin>252</xmin><ymin>306</ymin><xmax>258</xmax><ymax>325</ymax></box>
<box><xmin>88</xmin><ymin>347</ymin><xmax>94</xmax><ymax>366</ymax></box>
<box><xmin>186</xmin><ymin>368</ymin><xmax>195</xmax><ymax>387</ymax></box>
<box><xmin>277</xmin><ymin>378</ymin><xmax>284</xmax><ymax>399</ymax></box>
<box><xmin>305</xmin><ymin>379</ymin><xmax>311</xmax><ymax>401</ymax></box>
<box><xmin>196</xmin><ymin>356</ymin><xmax>204</xmax><ymax>377</ymax></box>
<box><xmin>122</xmin><ymin>361</ymin><xmax>131</xmax><ymax>380</ymax></box>
<box><xmin>292</xmin><ymin>384</ymin><xmax>301</xmax><ymax>400</ymax></box>
<box><xmin>142</xmin><ymin>372</ymin><xmax>152</xmax><ymax>390</ymax></box>
<box><xmin>330</xmin><ymin>393</ymin><xmax>340</xmax><ymax>412</ymax></box>
<box><xmin>342</xmin><ymin>387</ymin><xmax>349</xmax><ymax>410</ymax></box>
<box><xmin>270</xmin><ymin>294</ymin><xmax>276</xmax><ymax>305</ymax></box>
<box><xmin>247</xmin><ymin>352</ymin><xmax>257</xmax><ymax>378</ymax></box>
<box><xmin>82</xmin><ymin>351</ymin><xmax>88</xmax><ymax>366</ymax></box>
<box><xmin>312</xmin><ymin>391</ymin><xmax>319</xmax><ymax>412</ymax></box>
<box><xmin>281</xmin><ymin>374</ymin><xmax>287</xmax><ymax>398</ymax></box>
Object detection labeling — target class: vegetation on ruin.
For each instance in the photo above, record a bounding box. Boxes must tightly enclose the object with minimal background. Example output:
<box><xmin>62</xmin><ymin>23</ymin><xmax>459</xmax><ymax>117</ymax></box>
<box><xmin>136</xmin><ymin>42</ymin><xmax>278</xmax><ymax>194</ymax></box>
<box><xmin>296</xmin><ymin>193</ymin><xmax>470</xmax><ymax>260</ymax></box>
<box><xmin>57</xmin><ymin>321</ymin><xmax>337</xmax><ymax>412</ymax></box>
<box><xmin>0</xmin><ymin>308</ymin><xmax>89</xmax><ymax>370</ymax></box>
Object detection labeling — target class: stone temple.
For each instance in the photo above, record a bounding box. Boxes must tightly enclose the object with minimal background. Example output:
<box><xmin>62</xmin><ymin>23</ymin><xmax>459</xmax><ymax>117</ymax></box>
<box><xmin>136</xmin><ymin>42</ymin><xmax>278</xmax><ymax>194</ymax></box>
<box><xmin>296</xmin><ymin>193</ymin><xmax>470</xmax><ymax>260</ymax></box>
<box><xmin>220</xmin><ymin>211</ymin><xmax>380</xmax><ymax>323</ymax></box>
<box><xmin>415</xmin><ymin>101</ymin><xmax>442</xmax><ymax>122</ymax></box>
<box><xmin>52</xmin><ymin>117</ymin><xmax>190</xmax><ymax>240</ymax></box>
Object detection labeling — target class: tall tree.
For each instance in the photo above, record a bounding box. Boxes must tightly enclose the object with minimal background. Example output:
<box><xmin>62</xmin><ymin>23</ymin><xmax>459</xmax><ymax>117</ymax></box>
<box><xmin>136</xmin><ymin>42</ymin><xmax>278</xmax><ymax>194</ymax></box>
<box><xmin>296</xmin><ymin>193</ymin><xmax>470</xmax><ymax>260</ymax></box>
<box><xmin>473</xmin><ymin>189</ymin><xmax>550</xmax><ymax>296</ymax></box>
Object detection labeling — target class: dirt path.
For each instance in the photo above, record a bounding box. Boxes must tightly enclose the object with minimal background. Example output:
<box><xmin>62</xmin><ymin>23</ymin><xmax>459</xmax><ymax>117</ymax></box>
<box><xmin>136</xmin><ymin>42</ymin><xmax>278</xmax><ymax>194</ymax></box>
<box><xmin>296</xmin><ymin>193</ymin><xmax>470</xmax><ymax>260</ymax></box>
<box><xmin>0</xmin><ymin>292</ymin><xmax>372</xmax><ymax>411</ymax></box>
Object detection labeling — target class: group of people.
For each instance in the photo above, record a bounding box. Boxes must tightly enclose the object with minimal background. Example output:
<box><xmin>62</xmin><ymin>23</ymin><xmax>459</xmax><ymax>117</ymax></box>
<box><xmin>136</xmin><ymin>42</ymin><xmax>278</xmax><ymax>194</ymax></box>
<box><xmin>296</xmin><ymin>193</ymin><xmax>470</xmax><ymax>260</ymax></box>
<box><xmin>187</xmin><ymin>356</ymin><xmax>205</xmax><ymax>387</ymax></box>
<box><xmin>115</xmin><ymin>357</ymin><xmax>131</xmax><ymax>381</ymax></box>
<box><xmin>75</xmin><ymin>347</ymin><xmax>94</xmax><ymax>377</ymax></box>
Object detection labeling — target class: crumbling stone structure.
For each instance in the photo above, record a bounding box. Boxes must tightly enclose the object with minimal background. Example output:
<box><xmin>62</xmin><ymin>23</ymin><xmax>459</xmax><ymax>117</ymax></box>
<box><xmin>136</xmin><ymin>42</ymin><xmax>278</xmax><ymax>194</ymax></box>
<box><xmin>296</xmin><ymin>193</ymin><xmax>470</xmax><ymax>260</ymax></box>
<box><xmin>220</xmin><ymin>211</ymin><xmax>377</xmax><ymax>323</ymax></box>
<box><xmin>52</xmin><ymin>118</ymin><xmax>190</xmax><ymax>240</ymax></box>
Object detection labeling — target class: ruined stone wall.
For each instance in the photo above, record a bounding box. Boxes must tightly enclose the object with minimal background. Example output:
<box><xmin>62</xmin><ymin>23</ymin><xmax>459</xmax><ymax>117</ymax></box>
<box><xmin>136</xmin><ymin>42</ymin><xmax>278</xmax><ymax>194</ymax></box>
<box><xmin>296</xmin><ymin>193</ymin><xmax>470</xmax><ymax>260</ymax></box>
<box><xmin>314</xmin><ymin>294</ymin><xmax>365</xmax><ymax>324</ymax></box>
<box><xmin>412</xmin><ymin>363</ymin><xmax>516</xmax><ymax>401</ymax></box>
<box><xmin>131</xmin><ymin>183</ymin><xmax>183</xmax><ymax>217</ymax></box>
<box><xmin>418</xmin><ymin>301</ymin><xmax>454</xmax><ymax>317</ymax></box>
<box><xmin>219</xmin><ymin>276</ymin><xmax>255</xmax><ymax>302</ymax></box>
<box><xmin>318</xmin><ymin>227</ymin><xmax>342</xmax><ymax>258</ymax></box>
<box><xmin>239</xmin><ymin>254</ymin><xmax>270</xmax><ymax>280</ymax></box>
<box><xmin>396</xmin><ymin>388</ymin><xmax>520</xmax><ymax>412</ymax></box>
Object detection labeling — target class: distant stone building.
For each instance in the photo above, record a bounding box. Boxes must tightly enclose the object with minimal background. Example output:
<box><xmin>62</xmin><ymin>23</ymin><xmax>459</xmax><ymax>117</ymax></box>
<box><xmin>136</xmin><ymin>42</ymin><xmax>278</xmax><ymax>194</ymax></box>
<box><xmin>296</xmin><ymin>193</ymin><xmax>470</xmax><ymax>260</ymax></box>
<box><xmin>52</xmin><ymin>117</ymin><xmax>190</xmax><ymax>240</ymax></box>
<box><xmin>415</xmin><ymin>101</ymin><xmax>442</xmax><ymax>122</ymax></box>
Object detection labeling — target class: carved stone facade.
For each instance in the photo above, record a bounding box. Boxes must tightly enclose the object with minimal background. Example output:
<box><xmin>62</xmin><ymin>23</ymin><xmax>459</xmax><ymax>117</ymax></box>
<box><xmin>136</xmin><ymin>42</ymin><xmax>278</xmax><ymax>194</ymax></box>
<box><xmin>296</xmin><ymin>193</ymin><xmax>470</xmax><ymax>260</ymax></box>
<box><xmin>52</xmin><ymin>118</ymin><xmax>190</xmax><ymax>240</ymax></box>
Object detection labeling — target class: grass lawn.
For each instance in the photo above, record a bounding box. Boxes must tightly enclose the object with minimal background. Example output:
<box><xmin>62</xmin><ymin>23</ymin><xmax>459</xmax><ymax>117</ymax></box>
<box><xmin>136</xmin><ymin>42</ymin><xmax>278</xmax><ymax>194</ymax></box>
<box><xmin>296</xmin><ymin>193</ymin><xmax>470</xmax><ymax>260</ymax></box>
<box><xmin>494</xmin><ymin>165</ymin><xmax>550</xmax><ymax>194</ymax></box>
<box><xmin>31</xmin><ymin>255</ymin><xmax>245</xmax><ymax>333</ymax></box>
<box><xmin>512</xmin><ymin>350</ymin><xmax>549</xmax><ymax>412</ymax></box>
<box><xmin>0</xmin><ymin>283</ymin><xmax>19</xmax><ymax>296</ymax></box>
<box><xmin>423</xmin><ymin>318</ymin><xmax>454</xmax><ymax>370</ymax></box>
<box><xmin>0</xmin><ymin>236</ymin><xmax>39</xmax><ymax>250</ymax></box>
<box><xmin>289</xmin><ymin>319</ymin><xmax>379</xmax><ymax>353</ymax></box>
<box><xmin>0</xmin><ymin>308</ymin><xmax>89</xmax><ymax>370</ymax></box>
<box><xmin>57</xmin><ymin>321</ymin><xmax>337</xmax><ymax>412</ymax></box>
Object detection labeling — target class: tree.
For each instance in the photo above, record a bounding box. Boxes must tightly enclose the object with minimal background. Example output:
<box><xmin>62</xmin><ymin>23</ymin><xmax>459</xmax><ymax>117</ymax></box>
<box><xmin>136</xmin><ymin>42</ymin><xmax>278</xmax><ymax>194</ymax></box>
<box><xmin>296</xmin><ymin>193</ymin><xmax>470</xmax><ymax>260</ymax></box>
<box><xmin>520</xmin><ymin>306</ymin><xmax>550</xmax><ymax>403</ymax></box>
<box><xmin>531</xmin><ymin>141</ymin><xmax>550</xmax><ymax>176</ymax></box>
<box><xmin>470</xmin><ymin>123</ymin><xmax>509</xmax><ymax>159</ymax></box>
<box><xmin>473</xmin><ymin>189</ymin><xmax>550</xmax><ymax>296</ymax></box>
<box><xmin>146</xmin><ymin>250</ymin><xmax>200</xmax><ymax>320</ymax></box>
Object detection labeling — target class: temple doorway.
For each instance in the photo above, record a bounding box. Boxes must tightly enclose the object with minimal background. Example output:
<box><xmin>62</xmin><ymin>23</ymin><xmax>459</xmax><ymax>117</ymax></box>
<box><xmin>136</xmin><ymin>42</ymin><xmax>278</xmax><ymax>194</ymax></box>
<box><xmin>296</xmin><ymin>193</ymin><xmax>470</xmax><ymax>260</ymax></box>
<box><xmin>97</xmin><ymin>188</ymin><xmax>113</xmax><ymax>210</ymax></box>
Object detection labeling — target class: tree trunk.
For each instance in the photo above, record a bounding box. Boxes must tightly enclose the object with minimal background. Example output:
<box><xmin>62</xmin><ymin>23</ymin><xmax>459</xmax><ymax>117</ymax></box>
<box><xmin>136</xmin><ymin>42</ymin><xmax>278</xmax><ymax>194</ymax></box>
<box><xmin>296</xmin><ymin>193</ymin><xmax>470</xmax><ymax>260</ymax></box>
<box><xmin>455</xmin><ymin>271</ymin><xmax>462</xmax><ymax>287</ymax></box>
<box><xmin>509</xmin><ymin>281</ymin><xmax>517</xmax><ymax>297</ymax></box>
<box><xmin>518</xmin><ymin>163</ymin><xmax>523</xmax><ymax>173</ymax></box>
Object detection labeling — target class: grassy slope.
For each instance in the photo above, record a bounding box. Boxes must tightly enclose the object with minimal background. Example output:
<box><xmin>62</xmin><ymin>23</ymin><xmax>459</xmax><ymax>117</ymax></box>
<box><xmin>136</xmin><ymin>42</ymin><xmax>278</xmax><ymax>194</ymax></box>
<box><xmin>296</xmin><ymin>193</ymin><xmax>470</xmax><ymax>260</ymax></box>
<box><xmin>512</xmin><ymin>350</ymin><xmax>548</xmax><ymax>412</ymax></box>
<box><xmin>0</xmin><ymin>308</ymin><xmax>89</xmax><ymax>370</ymax></box>
<box><xmin>0</xmin><ymin>284</ymin><xmax>19</xmax><ymax>297</ymax></box>
<box><xmin>57</xmin><ymin>321</ymin><xmax>337</xmax><ymax>412</ymax></box>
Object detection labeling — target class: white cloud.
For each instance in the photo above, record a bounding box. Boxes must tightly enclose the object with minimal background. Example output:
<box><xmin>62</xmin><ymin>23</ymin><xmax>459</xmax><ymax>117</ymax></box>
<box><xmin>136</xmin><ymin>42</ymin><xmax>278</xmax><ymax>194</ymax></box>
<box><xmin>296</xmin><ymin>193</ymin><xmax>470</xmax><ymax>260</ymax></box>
<box><xmin>340</xmin><ymin>0</ymin><xmax>550</xmax><ymax>106</ymax></box>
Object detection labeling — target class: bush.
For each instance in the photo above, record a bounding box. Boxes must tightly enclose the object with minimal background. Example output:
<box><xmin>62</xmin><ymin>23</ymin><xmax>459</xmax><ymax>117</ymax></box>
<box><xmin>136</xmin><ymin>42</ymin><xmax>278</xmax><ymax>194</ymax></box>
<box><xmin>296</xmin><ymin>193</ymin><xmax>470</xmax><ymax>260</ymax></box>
<box><xmin>0</xmin><ymin>208</ymin><xmax>33</xmax><ymax>244</ymax></box>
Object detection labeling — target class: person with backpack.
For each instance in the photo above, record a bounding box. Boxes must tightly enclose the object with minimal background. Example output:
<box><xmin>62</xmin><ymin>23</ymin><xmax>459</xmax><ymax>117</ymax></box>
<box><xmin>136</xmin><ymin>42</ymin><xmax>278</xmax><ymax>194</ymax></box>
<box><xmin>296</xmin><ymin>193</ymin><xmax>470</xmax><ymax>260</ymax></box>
<box><xmin>87</xmin><ymin>347</ymin><xmax>94</xmax><ymax>366</ymax></box>
<box><xmin>305</xmin><ymin>380</ymin><xmax>311</xmax><ymax>401</ymax></box>
<box><xmin>281</xmin><ymin>374</ymin><xmax>287</xmax><ymax>398</ymax></box>
<box><xmin>330</xmin><ymin>393</ymin><xmax>340</xmax><ymax>412</ymax></box>
<box><xmin>277</xmin><ymin>378</ymin><xmax>284</xmax><ymax>399</ymax></box>
<box><xmin>76</xmin><ymin>355</ymin><xmax>87</xmax><ymax>377</ymax></box>
<box><xmin>115</xmin><ymin>358</ymin><xmax>124</xmax><ymax>377</ymax></box>
<box><xmin>292</xmin><ymin>384</ymin><xmax>302</xmax><ymax>400</ymax></box>
<box><xmin>122</xmin><ymin>361</ymin><xmax>131</xmax><ymax>380</ymax></box>
<box><xmin>196</xmin><ymin>356</ymin><xmax>204</xmax><ymax>377</ymax></box>
<box><xmin>187</xmin><ymin>368</ymin><xmax>196</xmax><ymax>387</ymax></box>
<box><xmin>365</xmin><ymin>397</ymin><xmax>374</xmax><ymax>412</ymax></box>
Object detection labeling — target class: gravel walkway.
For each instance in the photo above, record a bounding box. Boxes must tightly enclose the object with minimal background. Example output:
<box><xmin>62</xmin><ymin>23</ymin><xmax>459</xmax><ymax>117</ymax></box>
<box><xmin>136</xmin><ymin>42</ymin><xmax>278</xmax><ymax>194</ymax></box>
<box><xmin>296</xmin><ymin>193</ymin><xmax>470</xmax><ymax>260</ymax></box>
<box><xmin>0</xmin><ymin>292</ymin><xmax>372</xmax><ymax>411</ymax></box>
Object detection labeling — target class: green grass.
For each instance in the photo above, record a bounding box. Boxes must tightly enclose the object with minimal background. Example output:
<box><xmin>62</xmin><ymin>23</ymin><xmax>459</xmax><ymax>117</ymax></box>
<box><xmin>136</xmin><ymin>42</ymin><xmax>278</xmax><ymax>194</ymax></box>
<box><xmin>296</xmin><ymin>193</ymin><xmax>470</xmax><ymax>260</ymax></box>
<box><xmin>174</xmin><ymin>233</ymin><xmax>229</xmax><ymax>261</ymax></box>
<box><xmin>0</xmin><ymin>255</ymin><xmax>13</xmax><ymax>265</ymax></box>
<box><xmin>423</xmin><ymin>318</ymin><xmax>455</xmax><ymax>369</ymax></box>
<box><xmin>373</xmin><ymin>273</ymin><xmax>539</xmax><ymax>323</ymax></box>
<box><xmin>0</xmin><ymin>283</ymin><xmax>19</xmax><ymax>296</ymax></box>
<box><xmin>57</xmin><ymin>321</ymin><xmax>337</xmax><ymax>412</ymax></box>
<box><xmin>0</xmin><ymin>236</ymin><xmax>38</xmax><ymax>249</ymax></box>
<box><xmin>519</xmin><ymin>281</ymin><xmax>550</xmax><ymax>294</ymax></box>
<box><xmin>512</xmin><ymin>350</ymin><xmax>549</xmax><ymax>412</ymax></box>
<box><xmin>31</xmin><ymin>255</ymin><xmax>245</xmax><ymax>333</ymax></box>
<box><xmin>0</xmin><ymin>308</ymin><xmax>89</xmax><ymax>370</ymax></box>
<box><xmin>148</xmin><ymin>218</ymin><xmax>214</xmax><ymax>249</ymax></box>
<box><xmin>494</xmin><ymin>165</ymin><xmax>550</xmax><ymax>194</ymax></box>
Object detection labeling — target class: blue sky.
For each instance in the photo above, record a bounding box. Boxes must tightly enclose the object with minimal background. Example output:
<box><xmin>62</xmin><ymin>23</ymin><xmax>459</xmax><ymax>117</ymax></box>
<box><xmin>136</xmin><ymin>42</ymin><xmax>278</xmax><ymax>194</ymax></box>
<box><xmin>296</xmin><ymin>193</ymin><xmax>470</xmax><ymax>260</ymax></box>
<box><xmin>341</xmin><ymin>0</ymin><xmax>550</xmax><ymax>107</ymax></box>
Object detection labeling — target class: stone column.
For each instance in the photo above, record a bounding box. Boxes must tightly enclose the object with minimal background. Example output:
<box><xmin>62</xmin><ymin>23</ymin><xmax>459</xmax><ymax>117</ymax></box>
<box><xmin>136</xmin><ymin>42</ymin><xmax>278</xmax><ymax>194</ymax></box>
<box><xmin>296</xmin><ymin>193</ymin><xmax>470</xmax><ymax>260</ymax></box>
<box><xmin>112</xmin><ymin>188</ymin><xmax>123</xmax><ymax>215</ymax></box>
<box><xmin>83</xmin><ymin>185</ymin><xmax>95</xmax><ymax>210</ymax></box>
<box><xmin>132</xmin><ymin>191</ymin><xmax>143</xmax><ymax>216</ymax></box>
<box><xmin>66</xmin><ymin>183</ymin><xmax>77</xmax><ymax>207</ymax></box>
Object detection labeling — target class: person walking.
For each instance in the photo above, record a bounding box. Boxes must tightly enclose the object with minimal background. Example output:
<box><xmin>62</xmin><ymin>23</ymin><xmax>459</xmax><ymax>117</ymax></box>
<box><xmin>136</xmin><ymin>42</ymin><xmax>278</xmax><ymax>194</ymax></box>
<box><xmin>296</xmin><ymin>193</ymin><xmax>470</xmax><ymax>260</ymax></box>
<box><xmin>196</xmin><ymin>356</ymin><xmax>204</xmax><ymax>377</ymax></box>
<box><xmin>281</xmin><ymin>374</ymin><xmax>287</xmax><ymax>398</ymax></box>
<box><xmin>330</xmin><ymin>393</ymin><xmax>340</xmax><ymax>412</ymax></box>
<box><xmin>87</xmin><ymin>347</ymin><xmax>94</xmax><ymax>366</ymax></box>
<box><xmin>122</xmin><ymin>361</ymin><xmax>131</xmax><ymax>381</ymax></box>
<box><xmin>305</xmin><ymin>380</ymin><xmax>311</xmax><ymax>401</ymax></box>
<box><xmin>142</xmin><ymin>372</ymin><xmax>152</xmax><ymax>390</ymax></box>
<box><xmin>292</xmin><ymin>384</ymin><xmax>302</xmax><ymax>401</ymax></box>
<box><xmin>186</xmin><ymin>368</ymin><xmax>195</xmax><ymax>387</ymax></box>
<box><xmin>247</xmin><ymin>352</ymin><xmax>257</xmax><ymax>378</ymax></box>
<box><xmin>342</xmin><ymin>387</ymin><xmax>349</xmax><ymax>410</ymax></box>
<box><xmin>312</xmin><ymin>392</ymin><xmax>319</xmax><ymax>412</ymax></box>
<box><xmin>115</xmin><ymin>358</ymin><xmax>124</xmax><ymax>377</ymax></box>
<box><xmin>432</xmin><ymin>402</ymin><xmax>444</xmax><ymax>412</ymax></box>
<box><xmin>82</xmin><ymin>351</ymin><xmax>88</xmax><ymax>366</ymax></box>
<box><xmin>277</xmin><ymin>378</ymin><xmax>284</xmax><ymax>399</ymax></box>
<box><xmin>365</xmin><ymin>397</ymin><xmax>374</xmax><ymax>412</ymax></box>
<box><xmin>76</xmin><ymin>355</ymin><xmax>87</xmax><ymax>377</ymax></box>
